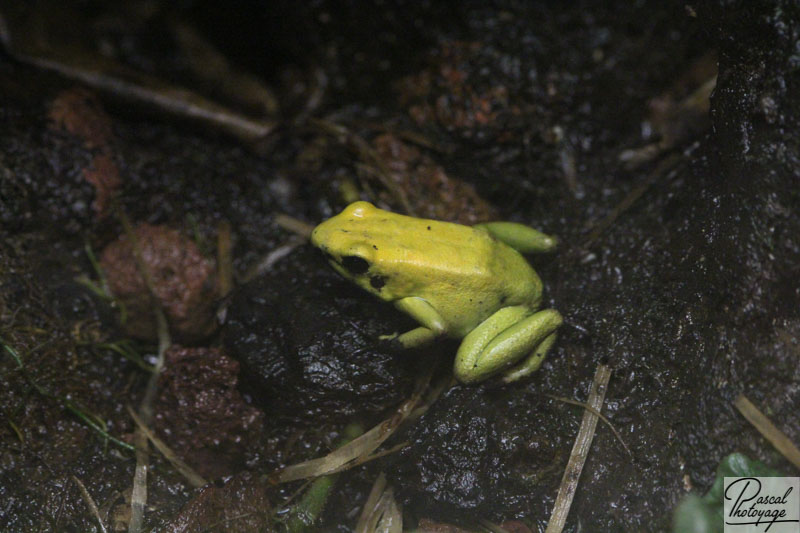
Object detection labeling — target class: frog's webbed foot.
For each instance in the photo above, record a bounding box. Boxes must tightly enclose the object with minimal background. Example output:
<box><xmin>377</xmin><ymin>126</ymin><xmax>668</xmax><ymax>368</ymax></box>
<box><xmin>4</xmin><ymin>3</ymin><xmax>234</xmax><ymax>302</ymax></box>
<box><xmin>390</xmin><ymin>296</ymin><xmax>446</xmax><ymax>348</ymax></box>
<box><xmin>453</xmin><ymin>307</ymin><xmax>562</xmax><ymax>384</ymax></box>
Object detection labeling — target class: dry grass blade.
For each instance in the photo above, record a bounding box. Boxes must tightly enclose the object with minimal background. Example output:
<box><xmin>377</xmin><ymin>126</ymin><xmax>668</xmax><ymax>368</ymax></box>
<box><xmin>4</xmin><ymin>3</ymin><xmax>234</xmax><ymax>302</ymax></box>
<box><xmin>127</xmin><ymin>406</ymin><xmax>208</xmax><ymax>488</ymax></box>
<box><xmin>355</xmin><ymin>474</ymin><xmax>402</xmax><ymax>533</ymax></box>
<box><xmin>128</xmin><ymin>430</ymin><xmax>149</xmax><ymax>533</ymax></box>
<box><xmin>270</xmin><ymin>375</ymin><xmax>429</xmax><ymax>484</ymax></box>
<box><xmin>734</xmin><ymin>394</ymin><xmax>800</xmax><ymax>470</ymax></box>
<box><xmin>375</xmin><ymin>487</ymin><xmax>402</xmax><ymax>533</ymax></box>
<box><xmin>545</xmin><ymin>363</ymin><xmax>612</xmax><ymax>533</ymax></box>
<box><xmin>322</xmin><ymin>441</ymin><xmax>408</xmax><ymax>477</ymax></box>
<box><xmin>479</xmin><ymin>519</ymin><xmax>513</xmax><ymax>533</ymax></box>
<box><xmin>545</xmin><ymin>394</ymin><xmax>632</xmax><ymax>460</ymax></box>
<box><xmin>355</xmin><ymin>474</ymin><xmax>387</xmax><ymax>533</ymax></box>
<box><xmin>72</xmin><ymin>475</ymin><xmax>108</xmax><ymax>533</ymax></box>
<box><xmin>242</xmin><ymin>240</ymin><xmax>303</xmax><ymax>282</ymax></box>
<box><xmin>115</xmin><ymin>207</ymin><xmax>172</xmax><ymax>533</ymax></box>
<box><xmin>274</xmin><ymin>214</ymin><xmax>316</xmax><ymax>239</ymax></box>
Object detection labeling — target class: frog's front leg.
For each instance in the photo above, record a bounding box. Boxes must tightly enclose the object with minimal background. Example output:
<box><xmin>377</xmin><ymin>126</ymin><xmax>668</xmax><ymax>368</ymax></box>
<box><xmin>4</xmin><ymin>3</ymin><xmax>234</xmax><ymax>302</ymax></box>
<box><xmin>392</xmin><ymin>296</ymin><xmax>446</xmax><ymax>348</ymax></box>
<box><xmin>453</xmin><ymin>306</ymin><xmax>562</xmax><ymax>384</ymax></box>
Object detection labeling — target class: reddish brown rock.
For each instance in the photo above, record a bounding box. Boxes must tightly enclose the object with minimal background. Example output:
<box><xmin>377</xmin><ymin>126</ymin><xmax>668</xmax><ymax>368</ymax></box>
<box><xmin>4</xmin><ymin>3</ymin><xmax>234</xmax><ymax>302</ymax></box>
<box><xmin>154</xmin><ymin>346</ymin><xmax>264</xmax><ymax>480</ymax></box>
<box><xmin>373</xmin><ymin>133</ymin><xmax>496</xmax><ymax>225</ymax></box>
<box><xmin>397</xmin><ymin>41</ymin><xmax>516</xmax><ymax>138</ymax></box>
<box><xmin>100</xmin><ymin>224</ymin><xmax>218</xmax><ymax>341</ymax></box>
<box><xmin>163</xmin><ymin>472</ymin><xmax>273</xmax><ymax>533</ymax></box>
<box><xmin>48</xmin><ymin>88</ymin><xmax>122</xmax><ymax>217</ymax></box>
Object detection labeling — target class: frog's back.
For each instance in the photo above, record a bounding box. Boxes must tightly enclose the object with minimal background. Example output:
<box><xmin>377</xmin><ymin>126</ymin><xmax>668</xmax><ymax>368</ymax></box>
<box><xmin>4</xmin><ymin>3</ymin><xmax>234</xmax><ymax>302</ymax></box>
<box><xmin>393</xmin><ymin>227</ymin><xmax>543</xmax><ymax>336</ymax></box>
<box><xmin>323</xmin><ymin>203</ymin><xmax>543</xmax><ymax>336</ymax></box>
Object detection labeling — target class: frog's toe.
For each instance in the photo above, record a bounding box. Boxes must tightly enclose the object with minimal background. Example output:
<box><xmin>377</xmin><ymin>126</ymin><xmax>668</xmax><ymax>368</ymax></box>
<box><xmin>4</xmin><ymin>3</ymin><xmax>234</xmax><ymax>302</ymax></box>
<box><xmin>501</xmin><ymin>331</ymin><xmax>558</xmax><ymax>383</ymax></box>
<box><xmin>395</xmin><ymin>326</ymin><xmax>438</xmax><ymax>348</ymax></box>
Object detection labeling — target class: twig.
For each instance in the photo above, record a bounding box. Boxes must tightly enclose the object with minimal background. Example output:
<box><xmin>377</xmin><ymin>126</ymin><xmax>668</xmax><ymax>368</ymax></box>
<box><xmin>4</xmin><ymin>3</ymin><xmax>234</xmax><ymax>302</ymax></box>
<box><xmin>309</xmin><ymin>118</ymin><xmax>416</xmax><ymax>216</ymax></box>
<box><xmin>216</xmin><ymin>220</ymin><xmax>234</xmax><ymax>297</ymax></box>
<box><xmin>10</xmin><ymin>51</ymin><xmax>275</xmax><ymax>143</ymax></box>
<box><xmin>545</xmin><ymin>363</ymin><xmax>612</xmax><ymax>533</ymax></box>
<box><xmin>583</xmin><ymin>154</ymin><xmax>682</xmax><ymax>246</ymax></box>
<box><xmin>349</xmin><ymin>120</ymin><xmax>452</xmax><ymax>154</ymax></box>
<box><xmin>734</xmin><ymin>394</ymin><xmax>800</xmax><ymax>470</ymax></box>
<box><xmin>72</xmin><ymin>475</ymin><xmax>108</xmax><ymax>533</ymax></box>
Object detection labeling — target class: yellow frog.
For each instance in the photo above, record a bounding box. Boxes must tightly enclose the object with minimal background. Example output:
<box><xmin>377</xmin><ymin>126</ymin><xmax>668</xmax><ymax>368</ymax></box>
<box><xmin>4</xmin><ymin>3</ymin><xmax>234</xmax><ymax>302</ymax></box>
<box><xmin>311</xmin><ymin>201</ymin><xmax>563</xmax><ymax>384</ymax></box>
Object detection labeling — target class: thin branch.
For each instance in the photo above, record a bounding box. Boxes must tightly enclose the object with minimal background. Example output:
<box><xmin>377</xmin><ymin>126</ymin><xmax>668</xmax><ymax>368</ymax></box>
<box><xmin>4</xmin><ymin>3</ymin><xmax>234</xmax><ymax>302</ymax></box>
<box><xmin>546</xmin><ymin>363</ymin><xmax>612</xmax><ymax>533</ymax></box>
<box><xmin>583</xmin><ymin>154</ymin><xmax>682</xmax><ymax>246</ymax></box>
<box><xmin>216</xmin><ymin>221</ymin><xmax>234</xmax><ymax>297</ymax></box>
<box><xmin>6</xmin><ymin>50</ymin><xmax>275</xmax><ymax>143</ymax></box>
<box><xmin>734</xmin><ymin>394</ymin><xmax>800</xmax><ymax>470</ymax></box>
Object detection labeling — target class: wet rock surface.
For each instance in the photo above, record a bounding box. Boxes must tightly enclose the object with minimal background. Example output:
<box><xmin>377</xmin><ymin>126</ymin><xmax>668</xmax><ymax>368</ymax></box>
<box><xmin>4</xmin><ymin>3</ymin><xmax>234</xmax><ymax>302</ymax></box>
<box><xmin>396</xmin><ymin>385</ymin><xmax>573</xmax><ymax>520</ymax></box>
<box><xmin>224</xmin><ymin>246</ymin><xmax>422</xmax><ymax>423</ymax></box>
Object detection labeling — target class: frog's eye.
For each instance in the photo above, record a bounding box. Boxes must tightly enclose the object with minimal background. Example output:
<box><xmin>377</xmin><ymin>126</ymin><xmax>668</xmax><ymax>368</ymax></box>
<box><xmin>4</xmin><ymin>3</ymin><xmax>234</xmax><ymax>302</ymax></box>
<box><xmin>341</xmin><ymin>255</ymin><xmax>370</xmax><ymax>275</ymax></box>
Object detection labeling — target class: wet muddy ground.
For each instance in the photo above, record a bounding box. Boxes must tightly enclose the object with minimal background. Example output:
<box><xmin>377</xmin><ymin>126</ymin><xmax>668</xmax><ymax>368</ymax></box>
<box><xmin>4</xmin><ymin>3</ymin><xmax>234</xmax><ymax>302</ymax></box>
<box><xmin>1</xmin><ymin>1</ymin><xmax>799</xmax><ymax>531</ymax></box>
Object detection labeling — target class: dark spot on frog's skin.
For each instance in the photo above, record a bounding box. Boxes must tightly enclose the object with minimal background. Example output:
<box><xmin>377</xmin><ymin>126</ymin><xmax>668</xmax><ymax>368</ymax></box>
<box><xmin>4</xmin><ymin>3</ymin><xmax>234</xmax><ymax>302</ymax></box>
<box><xmin>500</xmin><ymin>295</ymin><xmax>507</xmax><ymax>305</ymax></box>
<box><xmin>341</xmin><ymin>255</ymin><xmax>370</xmax><ymax>275</ymax></box>
<box><xmin>370</xmin><ymin>275</ymin><xmax>387</xmax><ymax>290</ymax></box>
<box><xmin>427</xmin><ymin>226</ymin><xmax>431</xmax><ymax>230</ymax></box>
<box><xmin>373</xmin><ymin>244</ymin><xmax>378</xmax><ymax>250</ymax></box>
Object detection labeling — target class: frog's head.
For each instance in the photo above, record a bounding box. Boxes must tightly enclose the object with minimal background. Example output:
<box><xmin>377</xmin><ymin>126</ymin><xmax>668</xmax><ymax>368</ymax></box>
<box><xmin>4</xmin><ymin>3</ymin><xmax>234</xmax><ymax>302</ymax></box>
<box><xmin>311</xmin><ymin>201</ymin><xmax>390</xmax><ymax>298</ymax></box>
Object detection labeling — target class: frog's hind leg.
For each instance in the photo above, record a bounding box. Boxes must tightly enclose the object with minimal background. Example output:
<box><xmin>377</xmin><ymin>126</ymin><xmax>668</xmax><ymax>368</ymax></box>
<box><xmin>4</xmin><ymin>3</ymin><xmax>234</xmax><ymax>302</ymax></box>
<box><xmin>454</xmin><ymin>307</ymin><xmax>562</xmax><ymax>384</ymax></box>
<box><xmin>474</xmin><ymin>222</ymin><xmax>558</xmax><ymax>253</ymax></box>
